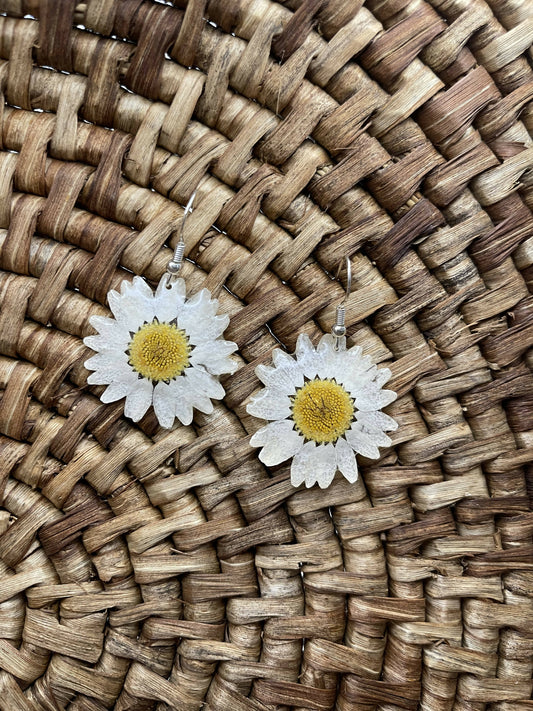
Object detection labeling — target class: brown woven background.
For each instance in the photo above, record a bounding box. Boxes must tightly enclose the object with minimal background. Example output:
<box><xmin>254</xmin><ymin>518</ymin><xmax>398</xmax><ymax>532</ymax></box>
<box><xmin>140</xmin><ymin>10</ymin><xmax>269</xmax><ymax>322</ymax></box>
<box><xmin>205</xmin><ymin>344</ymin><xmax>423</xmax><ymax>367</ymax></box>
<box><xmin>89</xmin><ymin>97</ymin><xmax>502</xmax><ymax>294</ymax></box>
<box><xmin>0</xmin><ymin>0</ymin><xmax>532</xmax><ymax>709</ymax></box>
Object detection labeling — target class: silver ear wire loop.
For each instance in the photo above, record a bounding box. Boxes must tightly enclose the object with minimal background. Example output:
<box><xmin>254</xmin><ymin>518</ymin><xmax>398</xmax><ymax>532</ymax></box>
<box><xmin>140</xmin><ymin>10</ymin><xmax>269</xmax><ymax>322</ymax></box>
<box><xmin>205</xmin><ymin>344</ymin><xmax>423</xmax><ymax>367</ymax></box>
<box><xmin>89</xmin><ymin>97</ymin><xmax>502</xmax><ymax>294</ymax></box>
<box><xmin>332</xmin><ymin>256</ymin><xmax>352</xmax><ymax>351</ymax></box>
<box><xmin>164</xmin><ymin>191</ymin><xmax>197</xmax><ymax>285</ymax></box>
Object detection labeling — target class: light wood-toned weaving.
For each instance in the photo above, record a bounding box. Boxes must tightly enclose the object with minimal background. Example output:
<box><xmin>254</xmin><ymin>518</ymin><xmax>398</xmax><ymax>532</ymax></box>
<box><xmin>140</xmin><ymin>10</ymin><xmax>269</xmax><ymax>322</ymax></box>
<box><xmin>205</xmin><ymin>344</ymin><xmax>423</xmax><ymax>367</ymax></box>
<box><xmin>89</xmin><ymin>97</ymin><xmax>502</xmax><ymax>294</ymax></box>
<box><xmin>0</xmin><ymin>0</ymin><xmax>532</xmax><ymax>709</ymax></box>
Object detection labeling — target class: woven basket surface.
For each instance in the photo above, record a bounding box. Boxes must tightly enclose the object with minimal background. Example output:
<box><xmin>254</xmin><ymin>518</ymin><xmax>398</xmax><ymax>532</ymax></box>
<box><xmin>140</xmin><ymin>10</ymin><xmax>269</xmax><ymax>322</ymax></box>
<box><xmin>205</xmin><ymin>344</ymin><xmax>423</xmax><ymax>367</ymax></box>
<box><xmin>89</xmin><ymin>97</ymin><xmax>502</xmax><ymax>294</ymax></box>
<box><xmin>0</xmin><ymin>0</ymin><xmax>532</xmax><ymax>709</ymax></box>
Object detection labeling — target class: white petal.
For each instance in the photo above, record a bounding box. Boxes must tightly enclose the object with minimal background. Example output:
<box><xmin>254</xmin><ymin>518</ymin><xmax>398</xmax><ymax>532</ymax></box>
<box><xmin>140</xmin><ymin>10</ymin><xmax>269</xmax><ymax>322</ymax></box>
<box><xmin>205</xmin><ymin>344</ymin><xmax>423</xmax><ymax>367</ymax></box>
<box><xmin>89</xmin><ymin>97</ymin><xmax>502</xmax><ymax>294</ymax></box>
<box><xmin>314</xmin><ymin>341</ymin><xmax>351</xmax><ymax>382</ymax></box>
<box><xmin>192</xmin><ymin>340</ymin><xmax>237</xmax><ymax>361</ymax></box>
<box><xmin>186</xmin><ymin>288</ymin><xmax>219</xmax><ymax>318</ymax></box>
<box><xmin>85</xmin><ymin>351</ymin><xmax>129</xmax><ymax>370</ymax></box>
<box><xmin>190</xmin><ymin>340</ymin><xmax>238</xmax><ymax>375</ymax></box>
<box><xmin>295</xmin><ymin>333</ymin><xmax>314</xmax><ymax>356</ymax></box>
<box><xmin>272</xmin><ymin>349</ymin><xmax>296</xmax><ymax>368</ymax></box>
<box><xmin>172</xmin><ymin>381</ymin><xmax>195</xmax><ymax>425</ymax></box>
<box><xmin>176</xmin><ymin>289</ymin><xmax>229</xmax><ymax>344</ymax></box>
<box><xmin>179</xmin><ymin>311</ymin><xmax>229</xmax><ymax>345</ymax></box>
<box><xmin>126</xmin><ymin>276</ymin><xmax>154</xmax><ymax>299</ymax></box>
<box><xmin>176</xmin><ymin>376</ymin><xmax>217</xmax><ymax>415</ymax></box>
<box><xmin>84</xmin><ymin>331</ymin><xmax>130</xmax><ymax>354</ymax></box>
<box><xmin>354</xmin><ymin>418</ymin><xmax>392</xmax><ymax>448</ymax></box>
<box><xmin>343</xmin><ymin>366</ymin><xmax>392</xmax><ymax>396</ymax></box>
<box><xmin>255</xmin><ymin>358</ymin><xmax>303</xmax><ymax>395</ymax></box>
<box><xmin>318</xmin><ymin>334</ymin><xmax>338</xmax><ymax>353</ymax></box>
<box><xmin>255</xmin><ymin>363</ymin><xmax>275</xmax><ymax>386</ymax></box>
<box><xmin>343</xmin><ymin>346</ymin><xmax>373</xmax><ymax>372</ymax></box>
<box><xmin>291</xmin><ymin>441</ymin><xmax>336</xmax><ymax>489</ymax></box>
<box><xmin>152</xmin><ymin>381</ymin><xmax>176</xmax><ymax>429</ymax></box>
<box><xmin>175</xmin><ymin>402</ymin><xmax>194</xmax><ymax>425</ymax></box>
<box><xmin>291</xmin><ymin>440</ymin><xmax>316</xmax><ymax>488</ymax></box>
<box><xmin>158</xmin><ymin>367</ymin><xmax>225</xmax><ymax>423</ymax></box>
<box><xmin>375</xmin><ymin>367</ymin><xmax>392</xmax><ymax>387</ymax></box>
<box><xmin>108</xmin><ymin>277</ymin><xmax>154</xmax><ymax>329</ymax></box>
<box><xmin>339</xmin><ymin>366</ymin><xmax>378</xmax><ymax>393</ymax></box>
<box><xmin>335</xmin><ymin>437</ymin><xmax>358</xmax><ymax>483</ymax></box>
<box><xmin>99</xmin><ymin>373</ymin><xmax>138</xmax><ymax>403</ymax></box>
<box><xmin>187</xmin><ymin>393</ymin><xmax>215</xmax><ymax>415</ymax></box>
<box><xmin>371</xmin><ymin>430</ymin><xmax>392</xmax><ymax>447</ymax></box>
<box><xmin>251</xmin><ymin>420</ymin><xmax>304</xmax><ymax>466</ymax></box>
<box><xmin>88</xmin><ymin>315</ymin><xmax>127</xmax><ymax>338</ymax></box>
<box><xmin>246</xmin><ymin>390</ymin><xmax>292</xmax><ymax>421</ymax></box>
<box><xmin>316</xmin><ymin>334</ymin><xmax>335</xmax><ymax>356</ymax></box>
<box><xmin>184</xmin><ymin>367</ymin><xmax>225</xmax><ymax>400</ymax></box>
<box><xmin>123</xmin><ymin>378</ymin><xmax>153</xmax><ymax>421</ymax></box>
<box><xmin>345</xmin><ymin>425</ymin><xmax>381</xmax><ymax>459</ymax></box>
<box><xmin>333</xmin><ymin>348</ymin><xmax>377</xmax><ymax>390</ymax></box>
<box><xmin>153</xmin><ymin>277</ymin><xmax>187</xmax><ymax>323</ymax></box>
<box><xmin>313</xmin><ymin>336</ymin><xmax>343</xmax><ymax>380</ymax></box>
<box><xmin>313</xmin><ymin>443</ymin><xmax>337</xmax><ymax>489</ymax></box>
<box><xmin>324</xmin><ymin>353</ymin><xmax>355</xmax><ymax>386</ymax></box>
<box><xmin>356</xmin><ymin>410</ymin><xmax>397</xmax><ymax>432</ymax></box>
<box><xmin>88</xmin><ymin>314</ymin><xmax>115</xmax><ymax>330</ymax></box>
<box><xmin>295</xmin><ymin>333</ymin><xmax>322</xmax><ymax>379</ymax></box>
<box><xmin>355</xmin><ymin>386</ymin><xmax>397</xmax><ymax>411</ymax></box>
<box><xmin>87</xmin><ymin>361</ymin><xmax>133</xmax><ymax>386</ymax></box>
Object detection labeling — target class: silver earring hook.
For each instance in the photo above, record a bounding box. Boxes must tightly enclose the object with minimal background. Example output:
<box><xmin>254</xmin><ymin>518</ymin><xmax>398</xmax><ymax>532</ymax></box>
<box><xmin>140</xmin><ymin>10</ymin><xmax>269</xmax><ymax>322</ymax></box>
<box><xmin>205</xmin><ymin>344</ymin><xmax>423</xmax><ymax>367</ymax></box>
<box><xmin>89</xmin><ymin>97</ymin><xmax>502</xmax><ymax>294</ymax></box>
<box><xmin>332</xmin><ymin>256</ymin><xmax>352</xmax><ymax>351</ymax></box>
<box><xmin>340</xmin><ymin>255</ymin><xmax>352</xmax><ymax>305</ymax></box>
<box><xmin>166</xmin><ymin>191</ymin><xmax>196</xmax><ymax>283</ymax></box>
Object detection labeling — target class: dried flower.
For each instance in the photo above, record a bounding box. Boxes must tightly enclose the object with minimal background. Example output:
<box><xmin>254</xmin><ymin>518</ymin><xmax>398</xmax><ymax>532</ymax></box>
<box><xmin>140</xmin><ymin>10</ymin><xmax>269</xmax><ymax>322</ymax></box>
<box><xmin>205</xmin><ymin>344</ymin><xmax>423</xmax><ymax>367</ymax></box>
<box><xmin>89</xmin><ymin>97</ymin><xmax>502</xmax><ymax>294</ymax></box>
<box><xmin>84</xmin><ymin>277</ymin><xmax>237</xmax><ymax>427</ymax></box>
<box><xmin>247</xmin><ymin>334</ymin><xmax>397</xmax><ymax>488</ymax></box>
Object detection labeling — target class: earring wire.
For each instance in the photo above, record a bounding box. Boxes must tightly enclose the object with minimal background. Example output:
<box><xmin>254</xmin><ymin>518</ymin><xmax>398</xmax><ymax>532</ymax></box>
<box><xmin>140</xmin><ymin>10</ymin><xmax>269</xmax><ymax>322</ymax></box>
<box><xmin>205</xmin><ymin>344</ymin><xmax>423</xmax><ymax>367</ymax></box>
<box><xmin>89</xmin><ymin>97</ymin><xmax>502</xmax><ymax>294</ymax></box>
<box><xmin>332</xmin><ymin>256</ymin><xmax>352</xmax><ymax>351</ymax></box>
<box><xmin>166</xmin><ymin>191</ymin><xmax>197</xmax><ymax>282</ymax></box>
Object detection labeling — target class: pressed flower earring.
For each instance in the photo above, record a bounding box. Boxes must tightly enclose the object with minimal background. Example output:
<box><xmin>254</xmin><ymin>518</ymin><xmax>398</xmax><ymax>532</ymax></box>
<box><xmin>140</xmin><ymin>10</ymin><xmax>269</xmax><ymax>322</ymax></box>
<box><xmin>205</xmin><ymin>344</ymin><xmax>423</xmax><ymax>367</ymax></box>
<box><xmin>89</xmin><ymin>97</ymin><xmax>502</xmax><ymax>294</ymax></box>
<box><xmin>246</xmin><ymin>258</ymin><xmax>398</xmax><ymax>489</ymax></box>
<box><xmin>84</xmin><ymin>193</ymin><xmax>238</xmax><ymax>428</ymax></box>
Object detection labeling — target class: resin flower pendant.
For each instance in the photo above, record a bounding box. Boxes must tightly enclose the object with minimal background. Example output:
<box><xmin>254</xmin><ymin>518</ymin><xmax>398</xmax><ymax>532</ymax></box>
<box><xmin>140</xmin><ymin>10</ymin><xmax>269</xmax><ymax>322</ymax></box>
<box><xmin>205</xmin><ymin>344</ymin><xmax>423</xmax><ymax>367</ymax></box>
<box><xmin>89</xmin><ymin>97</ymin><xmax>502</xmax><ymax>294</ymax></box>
<box><xmin>84</xmin><ymin>275</ymin><xmax>238</xmax><ymax>428</ymax></box>
<box><xmin>246</xmin><ymin>333</ymin><xmax>397</xmax><ymax>489</ymax></box>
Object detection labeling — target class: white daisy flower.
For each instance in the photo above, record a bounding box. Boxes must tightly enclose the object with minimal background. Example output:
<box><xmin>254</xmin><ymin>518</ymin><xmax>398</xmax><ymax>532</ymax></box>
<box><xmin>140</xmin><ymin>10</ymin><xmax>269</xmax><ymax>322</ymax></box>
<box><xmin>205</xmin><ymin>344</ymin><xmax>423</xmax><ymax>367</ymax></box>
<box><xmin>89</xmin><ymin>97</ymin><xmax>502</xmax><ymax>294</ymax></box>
<box><xmin>246</xmin><ymin>333</ymin><xmax>397</xmax><ymax>489</ymax></box>
<box><xmin>84</xmin><ymin>276</ymin><xmax>238</xmax><ymax>428</ymax></box>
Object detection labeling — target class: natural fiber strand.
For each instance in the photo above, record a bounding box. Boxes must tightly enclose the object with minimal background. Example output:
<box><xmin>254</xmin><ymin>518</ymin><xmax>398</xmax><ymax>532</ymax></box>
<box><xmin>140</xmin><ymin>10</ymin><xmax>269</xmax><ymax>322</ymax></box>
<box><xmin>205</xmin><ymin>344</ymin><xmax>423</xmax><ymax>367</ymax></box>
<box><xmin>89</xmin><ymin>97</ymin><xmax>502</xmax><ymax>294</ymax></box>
<box><xmin>0</xmin><ymin>0</ymin><xmax>531</xmax><ymax>710</ymax></box>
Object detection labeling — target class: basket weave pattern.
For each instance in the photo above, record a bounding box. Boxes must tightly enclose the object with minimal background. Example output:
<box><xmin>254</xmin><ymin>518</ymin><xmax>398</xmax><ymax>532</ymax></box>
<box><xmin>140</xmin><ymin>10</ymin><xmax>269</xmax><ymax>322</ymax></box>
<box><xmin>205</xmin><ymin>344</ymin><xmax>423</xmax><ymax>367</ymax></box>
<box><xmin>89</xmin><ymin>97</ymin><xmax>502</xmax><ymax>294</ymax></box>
<box><xmin>0</xmin><ymin>0</ymin><xmax>532</xmax><ymax>709</ymax></box>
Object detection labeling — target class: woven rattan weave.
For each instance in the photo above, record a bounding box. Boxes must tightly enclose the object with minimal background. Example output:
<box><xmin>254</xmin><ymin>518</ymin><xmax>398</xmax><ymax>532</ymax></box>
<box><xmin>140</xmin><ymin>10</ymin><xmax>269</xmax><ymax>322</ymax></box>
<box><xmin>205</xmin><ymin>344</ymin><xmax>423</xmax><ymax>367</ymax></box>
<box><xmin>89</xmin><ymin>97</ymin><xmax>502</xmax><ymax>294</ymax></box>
<box><xmin>0</xmin><ymin>0</ymin><xmax>532</xmax><ymax>709</ymax></box>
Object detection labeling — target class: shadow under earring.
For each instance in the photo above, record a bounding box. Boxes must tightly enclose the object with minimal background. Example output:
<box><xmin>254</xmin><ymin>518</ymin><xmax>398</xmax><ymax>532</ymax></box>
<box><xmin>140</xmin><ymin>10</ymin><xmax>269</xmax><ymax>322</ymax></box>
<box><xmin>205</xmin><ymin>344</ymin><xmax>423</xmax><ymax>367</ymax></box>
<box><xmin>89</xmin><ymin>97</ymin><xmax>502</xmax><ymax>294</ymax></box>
<box><xmin>84</xmin><ymin>193</ymin><xmax>238</xmax><ymax>428</ymax></box>
<box><xmin>246</xmin><ymin>258</ymin><xmax>397</xmax><ymax>489</ymax></box>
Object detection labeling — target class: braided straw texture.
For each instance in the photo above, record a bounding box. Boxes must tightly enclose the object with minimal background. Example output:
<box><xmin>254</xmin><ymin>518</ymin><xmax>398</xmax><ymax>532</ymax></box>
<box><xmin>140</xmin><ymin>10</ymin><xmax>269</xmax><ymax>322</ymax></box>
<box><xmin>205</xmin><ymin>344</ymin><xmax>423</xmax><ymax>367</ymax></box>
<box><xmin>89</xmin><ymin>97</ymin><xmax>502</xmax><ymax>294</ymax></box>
<box><xmin>0</xmin><ymin>0</ymin><xmax>532</xmax><ymax>709</ymax></box>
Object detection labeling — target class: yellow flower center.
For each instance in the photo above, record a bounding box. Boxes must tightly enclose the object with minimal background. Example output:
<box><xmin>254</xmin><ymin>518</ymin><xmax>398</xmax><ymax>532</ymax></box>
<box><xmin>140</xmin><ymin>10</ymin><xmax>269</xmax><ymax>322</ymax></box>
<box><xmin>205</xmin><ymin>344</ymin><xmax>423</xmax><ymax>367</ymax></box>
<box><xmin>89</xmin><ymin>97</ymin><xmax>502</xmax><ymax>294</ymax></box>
<box><xmin>292</xmin><ymin>378</ymin><xmax>354</xmax><ymax>444</ymax></box>
<box><xmin>128</xmin><ymin>321</ymin><xmax>189</xmax><ymax>382</ymax></box>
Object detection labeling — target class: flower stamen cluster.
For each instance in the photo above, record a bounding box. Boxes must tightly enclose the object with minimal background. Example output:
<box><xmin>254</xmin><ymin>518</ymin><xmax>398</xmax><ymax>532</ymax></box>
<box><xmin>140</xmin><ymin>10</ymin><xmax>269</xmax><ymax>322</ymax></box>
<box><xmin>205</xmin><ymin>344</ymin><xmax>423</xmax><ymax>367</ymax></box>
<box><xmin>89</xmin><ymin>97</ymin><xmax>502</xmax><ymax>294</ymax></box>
<box><xmin>128</xmin><ymin>321</ymin><xmax>190</xmax><ymax>382</ymax></box>
<box><xmin>292</xmin><ymin>378</ymin><xmax>354</xmax><ymax>444</ymax></box>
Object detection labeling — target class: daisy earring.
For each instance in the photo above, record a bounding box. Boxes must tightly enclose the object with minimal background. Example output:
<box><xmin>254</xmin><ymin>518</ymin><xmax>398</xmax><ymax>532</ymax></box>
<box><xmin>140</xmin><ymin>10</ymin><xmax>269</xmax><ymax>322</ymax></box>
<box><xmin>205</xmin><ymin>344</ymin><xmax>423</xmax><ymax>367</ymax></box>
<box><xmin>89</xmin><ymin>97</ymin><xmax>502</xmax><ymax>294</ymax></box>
<box><xmin>246</xmin><ymin>258</ymin><xmax>398</xmax><ymax>489</ymax></box>
<box><xmin>83</xmin><ymin>192</ymin><xmax>238</xmax><ymax>428</ymax></box>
